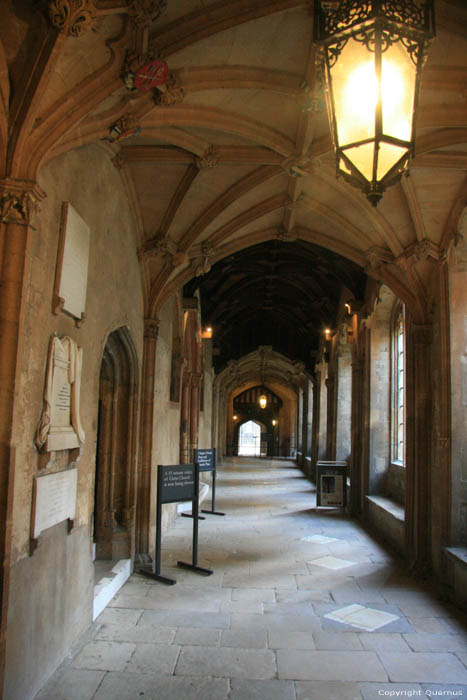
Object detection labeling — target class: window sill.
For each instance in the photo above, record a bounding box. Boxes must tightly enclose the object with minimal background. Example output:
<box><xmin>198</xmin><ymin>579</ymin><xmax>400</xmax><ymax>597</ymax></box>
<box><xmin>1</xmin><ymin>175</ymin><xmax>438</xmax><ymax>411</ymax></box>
<box><xmin>366</xmin><ymin>495</ymin><xmax>405</xmax><ymax>522</ymax></box>
<box><xmin>390</xmin><ymin>461</ymin><xmax>405</xmax><ymax>471</ymax></box>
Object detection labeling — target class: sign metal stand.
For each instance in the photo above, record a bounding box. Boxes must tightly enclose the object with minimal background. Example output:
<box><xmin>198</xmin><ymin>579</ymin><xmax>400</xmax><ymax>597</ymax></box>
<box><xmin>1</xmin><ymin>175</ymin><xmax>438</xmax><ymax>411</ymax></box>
<box><xmin>181</xmin><ymin>448</ymin><xmax>225</xmax><ymax>518</ymax></box>
<box><xmin>177</xmin><ymin>462</ymin><xmax>213</xmax><ymax>576</ymax></box>
<box><xmin>139</xmin><ymin>462</ymin><xmax>213</xmax><ymax>584</ymax></box>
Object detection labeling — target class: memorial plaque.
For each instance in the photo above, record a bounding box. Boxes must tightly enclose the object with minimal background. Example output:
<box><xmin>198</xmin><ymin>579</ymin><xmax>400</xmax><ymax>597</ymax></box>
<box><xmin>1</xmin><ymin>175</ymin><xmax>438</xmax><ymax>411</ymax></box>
<box><xmin>194</xmin><ymin>448</ymin><xmax>215</xmax><ymax>472</ymax></box>
<box><xmin>35</xmin><ymin>335</ymin><xmax>85</xmax><ymax>453</ymax></box>
<box><xmin>53</xmin><ymin>202</ymin><xmax>90</xmax><ymax>323</ymax></box>
<box><xmin>159</xmin><ymin>464</ymin><xmax>195</xmax><ymax>503</ymax></box>
<box><xmin>33</xmin><ymin>468</ymin><xmax>78</xmax><ymax>538</ymax></box>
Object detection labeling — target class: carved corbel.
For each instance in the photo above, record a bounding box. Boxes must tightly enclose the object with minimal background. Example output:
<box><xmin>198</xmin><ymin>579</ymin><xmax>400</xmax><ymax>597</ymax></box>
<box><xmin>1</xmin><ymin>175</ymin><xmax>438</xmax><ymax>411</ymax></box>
<box><xmin>48</xmin><ymin>0</ymin><xmax>97</xmax><ymax>37</ymax></box>
<box><xmin>196</xmin><ymin>146</ymin><xmax>220</xmax><ymax>170</ymax></box>
<box><xmin>127</xmin><ymin>0</ymin><xmax>167</xmax><ymax>28</ymax></box>
<box><xmin>0</xmin><ymin>180</ymin><xmax>46</xmax><ymax>227</ymax></box>
<box><xmin>277</xmin><ymin>226</ymin><xmax>298</xmax><ymax>242</ymax></box>
<box><xmin>144</xmin><ymin>317</ymin><xmax>160</xmax><ymax>340</ymax></box>
<box><xmin>192</xmin><ymin>242</ymin><xmax>215</xmax><ymax>277</ymax></box>
<box><xmin>137</xmin><ymin>232</ymin><xmax>176</xmax><ymax>261</ymax></box>
<box><xmin>398</xmin><ymin>239</ymin><xmax>442</xmax><ymax>266</ymax></box>
<box><xmin>364</xmin><ymin>246</ymin><xmax>394</xmax><ymax>277</ymax></box>
<box><xmin>153</xmin><ymin>73</ymin><xmax>185</xmax><ymax>106</ymax></box>
<box><xmin>105</xmin><ymin>114</ymin><xmax>141</xmax><ymax>144</ymax></box>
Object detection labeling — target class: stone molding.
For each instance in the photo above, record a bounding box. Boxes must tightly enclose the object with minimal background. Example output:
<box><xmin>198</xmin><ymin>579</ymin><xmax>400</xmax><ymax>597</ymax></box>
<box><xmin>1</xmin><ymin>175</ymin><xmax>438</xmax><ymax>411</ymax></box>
<box><xmin>48</xmin><ymin>0</ymin><xmax>97</xmax><ymax>37</ymax></box>
<box><xmin>143</xmin><ymin>317</ymin><xmax>160</xmax><ymax>339</ymax></box>
<box><xmin>137</xmin><ymin>232</ymin><xmax>176</xmax><ymax>261</ymax></box>
<box><xmin>277</xmin><ymin>226</ymin><xmax>298</xmax><ymax>242</ymax></box>
<box><xmin>281</xmin><ymin>154</ymin><xmax>313</xmax><ymax>178</ymax></box>
<box><xmin>364</xmin><ymin>246</ymin><xmax>394</xmax><ymax>273</ymax></box>
<box><xmin>0</xmin><ymin>179</ymin><xmax>46</xmax><ymax>226</ymax></box>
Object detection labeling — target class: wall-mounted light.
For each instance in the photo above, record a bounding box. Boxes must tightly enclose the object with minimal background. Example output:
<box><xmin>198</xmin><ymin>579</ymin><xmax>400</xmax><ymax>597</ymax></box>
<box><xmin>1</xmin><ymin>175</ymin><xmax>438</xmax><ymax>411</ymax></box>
<box><xmin>233</xmin><ymin>414</ymin><xmax>238</xmax><ymax>420</ymax></box>
<box><xmin>324</xmin><ymin>328</ymin><xmax>332</xmax><ymax>341</ymax></box>
<box><xmin>272</xmin><ymin>419</ymin><xmax>277</xmax><ymax>427</ymax></box>
<box><xmin>345</xmin><ymin>303</ymin><xmax>351</xmax><ymax>315</ymax></box>
<box><xmin>202</xmin><ymin>326</ymin><xmax>213</xmax><ymax>339</ymax></box>
<box><xmin>259</xmin><ymin>394</ymin><xmax>267</xmax><ymax>409</ymax></box>
<box><xmin>314</xmin><ymin>0</ymin><xmax>435</xmax><ymax>206</ymax></box>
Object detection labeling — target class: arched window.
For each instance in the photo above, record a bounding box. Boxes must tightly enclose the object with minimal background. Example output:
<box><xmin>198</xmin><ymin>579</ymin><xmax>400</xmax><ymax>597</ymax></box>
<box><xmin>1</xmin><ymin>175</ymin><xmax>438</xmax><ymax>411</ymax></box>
<box><xmin>391</xmin><ymin>303</ymin><xmax>405</xmax><ymax>465</ymax></box>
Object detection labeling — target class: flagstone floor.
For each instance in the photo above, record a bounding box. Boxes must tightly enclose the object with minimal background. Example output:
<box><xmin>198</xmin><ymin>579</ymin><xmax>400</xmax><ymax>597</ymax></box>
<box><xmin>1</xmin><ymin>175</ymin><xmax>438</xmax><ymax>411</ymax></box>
<box><xmin>35</xmin><ymin>458</ymin><xmax>467</xmax><ymax>700</ymax></box>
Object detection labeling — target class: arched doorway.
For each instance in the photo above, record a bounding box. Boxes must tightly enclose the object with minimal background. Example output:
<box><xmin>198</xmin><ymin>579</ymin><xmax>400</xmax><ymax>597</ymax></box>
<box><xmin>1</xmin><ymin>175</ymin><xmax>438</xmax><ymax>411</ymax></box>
<box><xmin>93</xmin><ymin>327</ymin><xmax>139</xmax><ymax>561</ymax></box>
<box><xmin>238</xmin><ymin>420</ymin><xmax>262</xmax><ymax>456</ymax></box>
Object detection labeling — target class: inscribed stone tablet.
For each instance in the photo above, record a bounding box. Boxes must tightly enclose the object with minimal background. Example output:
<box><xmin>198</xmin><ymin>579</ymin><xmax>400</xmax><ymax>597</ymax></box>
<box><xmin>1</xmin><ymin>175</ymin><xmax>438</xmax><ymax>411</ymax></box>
<box><xmin>33</xmin><ymin>468</ymin><xmax>78</xmax><ymax>538</ymax></box>
<box><xmin>56</xmin><ymin>203</ymin><xmax>90</xmax><ymax>320</ymax></box>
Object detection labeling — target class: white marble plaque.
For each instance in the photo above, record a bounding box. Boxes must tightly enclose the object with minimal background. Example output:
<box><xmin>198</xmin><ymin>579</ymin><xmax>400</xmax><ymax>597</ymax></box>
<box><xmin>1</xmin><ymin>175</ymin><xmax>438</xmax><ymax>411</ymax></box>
<box><xmin>33</xmin><ymin>468</ymin><xmax>78</xmax><ymax>538</ymax></box>
<box><xmin>54</xmin><ymin>202</ymin><xmax>90</xmax><ymax>321</ymax></box>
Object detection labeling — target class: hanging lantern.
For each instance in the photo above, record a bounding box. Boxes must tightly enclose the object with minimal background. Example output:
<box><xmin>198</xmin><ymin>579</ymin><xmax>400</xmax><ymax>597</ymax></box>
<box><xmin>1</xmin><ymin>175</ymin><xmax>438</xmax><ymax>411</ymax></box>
<box><xmin>314</xmin><ymin>0</ymin><xmax>435</xmax><ymax>206</ymax></box>
<box><xmin>259</xmin><ymin>394</ymin><xmax>267</xmax><ymax>409</ymax></box>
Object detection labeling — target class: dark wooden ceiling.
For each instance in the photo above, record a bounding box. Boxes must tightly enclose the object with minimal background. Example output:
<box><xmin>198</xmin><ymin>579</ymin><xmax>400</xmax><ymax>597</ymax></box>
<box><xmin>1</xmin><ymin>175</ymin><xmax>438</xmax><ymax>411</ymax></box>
<box><xmin>185</xmin><ymin>239</ymin><xmax>367</xmax><ymax>371</ymax></box>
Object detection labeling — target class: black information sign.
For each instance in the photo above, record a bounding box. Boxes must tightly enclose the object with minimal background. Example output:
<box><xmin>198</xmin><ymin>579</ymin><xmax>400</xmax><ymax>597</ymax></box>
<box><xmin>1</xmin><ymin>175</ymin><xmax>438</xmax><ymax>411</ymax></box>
<box><xmin>195</xmin><ymin>448</ymin><xmax>225</xmax><ymax>517</ymax></box>
<box><xmin>316</xmin><ymin>461</ymin><xmax>347</xmax><ymax>510</ymax></box>
<box><xmin>139</xmin><ymin>462</ymin><xmax>213</xmax><ymax>585</ymax></box>
<box><xmin>160</xmin><ymin>464</ymin><xmax>195</xmax><ymax>504</ymax></box>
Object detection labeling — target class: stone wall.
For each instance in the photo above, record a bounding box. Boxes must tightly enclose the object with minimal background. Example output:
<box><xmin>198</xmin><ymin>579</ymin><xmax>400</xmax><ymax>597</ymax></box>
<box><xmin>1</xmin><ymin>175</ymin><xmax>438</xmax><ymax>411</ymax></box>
<box><xmin>4</xmin><ymin>144</ymin><xmax>144</xmax><ymax>700</ymax></box>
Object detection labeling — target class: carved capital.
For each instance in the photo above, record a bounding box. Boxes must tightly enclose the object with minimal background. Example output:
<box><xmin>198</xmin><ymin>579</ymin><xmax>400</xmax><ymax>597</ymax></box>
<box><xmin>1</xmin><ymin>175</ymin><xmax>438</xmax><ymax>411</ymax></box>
<box><xmin>144</xmin><ymin>318</ymin><xmax>160</xmax><ymax>340</ymax></box>
<box><xmin>196</xmin><ymin>146</ymin><xmax>220</xmax><ymax>170</ymax></box>
<box><xmin>48</xmin><ymin>0</ymin><xmax>97</xmax><ymax>37</ymax></box>
<box><xmin>127</xmin><ymin>0</ymin><xmax>167</xmax><ymax>28</ymax></box>
<box><xmin>0</xmin><ymin>179</ymin><xmax>46</xmax><ymax>226</ymax></box>
<box><xmin>153</xmin><ymin>74</ymin><xmax>185</xmax><ymax>106</ymax></box>
<box><xmin>111</xmin><ymin>153</ymin><xmax>126</xmax><ymax>171</ymax></box>
<box><xmin>398</xmin><ymin>238</ymin><xmax>442</xmax><ymax>266</ymax></box>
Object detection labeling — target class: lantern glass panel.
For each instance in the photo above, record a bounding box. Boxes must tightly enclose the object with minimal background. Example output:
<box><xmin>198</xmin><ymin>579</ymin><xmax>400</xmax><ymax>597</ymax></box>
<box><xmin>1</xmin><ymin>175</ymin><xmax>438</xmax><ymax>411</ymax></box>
<box><xmin>377</xmin><ymin>142</ymin><xmax>407</xmax><ymax>180</ymax></box>
<box><xmin>381</xmin><ymin>42</ymin><xmax>417</xmax><ymax>142</ymax></box>
<box><xmin>343</xmin><ymin>142</ymin><xmax>375</xmax><ymax>181</ymax></box>
<box><xmin>329</xmin><ymin>39</ymin><xmax>375</xmax><ymax>146</ymax></box>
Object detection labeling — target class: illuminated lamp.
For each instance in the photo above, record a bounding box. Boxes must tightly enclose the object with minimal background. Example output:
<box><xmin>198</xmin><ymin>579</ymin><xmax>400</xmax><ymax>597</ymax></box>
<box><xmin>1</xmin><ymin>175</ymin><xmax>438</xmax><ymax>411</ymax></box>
<box><xmin>314</xmin><ymin>0</ymin><xmax>435</xmax><ymax>206</ymax></box>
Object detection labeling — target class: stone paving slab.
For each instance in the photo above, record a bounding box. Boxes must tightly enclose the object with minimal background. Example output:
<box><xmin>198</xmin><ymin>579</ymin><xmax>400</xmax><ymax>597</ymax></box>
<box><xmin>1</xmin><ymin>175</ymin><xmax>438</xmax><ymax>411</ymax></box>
<box><xmin>34</xmin><ymin>668</ymin><xmax>105</xmax><ymax>700</ymax></box>
<box><xmin>379</xmin><ymin>651</ymin><xmax>467</xmax><ymax>683</ymax></box>
<box><xmin>358</xmin><ymin>632</ymin><xmax>411</xmax><ymax>651</ymax></box>
<box><xmin>93</xmin><ymin>671</ymin><xmax>229</xmax><ymax>700</ymax></box>
<box><xmin>174</xmin><ymin>627</ymin><xmax>221</xmax><ymax>646</ymax></box>
<box><xmin>138</xmin><ymin>609</ymin><xmax>230</xmax><ymax>629</ymax></box>
<box><xmin>96</xmin><ymin>607</ymin><xmax>143</xmax><ymax>625</ymax></box>
<box><xmin>220</xmin><ymin>628</ymin><xmax>268</xmax><ymax>648</ymax></box>
<box><xmin>267</xmin><ymin>629</ymin><xmax>316</xmax><ymax>649</ymax></box>
<box><xmin>72</xmin><ymin>641</ymin><xmax>135</xmax><ymax>672</ymax></box>
<box><xmin>403</xmin><ymin>632</ymin><xmax>467</xmax><ymax>651</ymax></box>
<box><xmin>229</xmin><ymin>678</ymin><xmax>296</xmax><ymax>700</ymax></box>
<box><xmin>125</xmin><ymin>643</ymin><xmax>180</xmax><ymax>674</ymax></box>
<box><xmin>295</xmin><ymin>680</ymin><xmax>362</xmax><ymax>700</ymax></box>
<box><xmin>277</xmin><ymin>649</ymin><xmax>388</xmax><ymax>681</ymax></box>
<box><xmin>175</xmin><ymin>645</ymin><xmax>277</xmax><ymax>679</ymax></box>
<box><xmin>95</xmin><ymin>622</ymin><xmax>176</xmax><ymax>644</ymax></box>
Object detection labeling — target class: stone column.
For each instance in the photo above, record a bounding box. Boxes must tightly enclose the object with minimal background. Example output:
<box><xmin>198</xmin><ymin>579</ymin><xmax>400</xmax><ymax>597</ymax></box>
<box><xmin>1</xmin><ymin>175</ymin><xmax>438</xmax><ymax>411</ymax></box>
<box><xmin>180</xmin><ymin>373</ymin><xmax>191</xmax><ymax>463</ymax></box>
<box><xmin>136</xmin><ymin>317</ymin><xmax>159</xmax><ymax>559</ymax></box>
<box><xmin>301</xmin><ymin>384</ymin><xmax>309</xmax><ymax>471</ymax></box>
<box><xmin>189</xmin><ymin>372</ymin><xmax>201</xmax><ymax>460</ymax></box>
<box><xmin>317</xmin><ymin>361</ymin><xmax>328</xmax><ymax>460</ymax></box>
<box><xmin>406</xmin><ymin>321</ymin><xmax>432</xmax><ymax>573</ymax></box>
<box><xmin>325</xmin><ymin>374</ymin><xmax>335</xmax><ymax>459</ymax></box>
<box><xmin>0</xmin><ymin>178</ymin><xmax>45</xmax><ymax>683</ymax></box>
<box><xmin>350</xmin><ymin>359</ymin><xmax>364</xmax><ymax>515</ymax></box>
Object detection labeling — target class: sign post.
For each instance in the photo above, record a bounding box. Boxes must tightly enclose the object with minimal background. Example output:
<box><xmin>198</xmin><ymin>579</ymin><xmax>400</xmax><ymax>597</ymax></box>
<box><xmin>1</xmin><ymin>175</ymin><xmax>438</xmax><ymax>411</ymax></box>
<box><xmin>177</xmin><ymin>462</ymin><xmax>213</xmax><ymax>576</ymax></box>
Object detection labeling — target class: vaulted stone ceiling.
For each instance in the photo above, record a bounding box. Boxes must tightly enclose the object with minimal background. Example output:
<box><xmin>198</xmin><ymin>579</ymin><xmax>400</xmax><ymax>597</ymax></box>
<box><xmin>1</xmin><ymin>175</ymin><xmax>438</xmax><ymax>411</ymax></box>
<box><xmin>1</xmin><ymin>0</ymin><xmax>466</xmax><ymax>333</ymax></box>
<box><xmin>185</xmin><ymin>239</ymin><xmax>366</xmax><ymax>371</ymax></box>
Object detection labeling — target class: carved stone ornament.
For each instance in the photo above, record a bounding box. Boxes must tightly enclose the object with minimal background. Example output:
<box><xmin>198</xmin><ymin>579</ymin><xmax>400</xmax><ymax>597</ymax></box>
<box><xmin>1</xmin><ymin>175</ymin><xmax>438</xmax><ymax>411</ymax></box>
<box><xmin>111</xmin><ymin>153</ymin><xmax>126</xmax><ymax>171</ymax></box>
<box><xmin>153</xmin><ymin>74</ymin><xmax>185</xmax><ymax>106</ymax></box>
<box><xmin>48</xmin><ymin>0</ymin><xmax>97</xmax><ymax>37</ymax></box>
<box><xmin>35</xmin><ymin>335</ymin><xmax>85</xmax><ymax>453</ymax></box>
<box><xmin>127</xmin><ymin>0</ymin><xmax>167</xmax><ymax>27</ymax></box>
<box><xmin>281</xmin><ymin>154</ymin><xmax>313</xmax><ymax>178</ymax></box>
<box><xmin>105</xmin><ymin>114</ymin><xmax>141</xmax><ymax>143</ymax></box>
<box><xmin>398</xmin><ymin>238</ymin><xmax>442</xmax><ymax>265</ymax></box>
<box><xmin>364</xmin><ymin>246</ymin><xmax>394</xmax><ymax>273</ymax></box>
<box><xmin>192</xmin><ymin>241</ymin><xmax>215</xmax><ymax>277</ymax></box>
<box><xmin>0</xmin><ymin>180</ymin><xmax>45</xmax><ymax>226</ymax></box>
<box><xmin>137</xmin><ymin>232</ymin><xmax>176</xmax><ymax>261</ymax></box>
<box><xmin>144</xmin><ymin>318</ymin><xmax>160</xmax><ymax>340</ymax></box>
<box><xmin>196</xmin><ymin>146</ymin><xmax>220</xmax><ymax>170</ymax></box>
<box><xmin>121</xmin><ymin>49</ymin><xmax>168</xmax><ymax>92</ymax></box>
<box><xmin>276</xmin><ymin>226</ymin><xmax>297</xmax><ymax>242</ymax></box>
